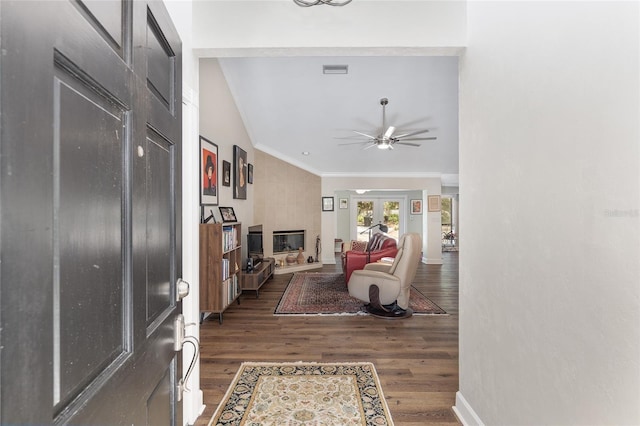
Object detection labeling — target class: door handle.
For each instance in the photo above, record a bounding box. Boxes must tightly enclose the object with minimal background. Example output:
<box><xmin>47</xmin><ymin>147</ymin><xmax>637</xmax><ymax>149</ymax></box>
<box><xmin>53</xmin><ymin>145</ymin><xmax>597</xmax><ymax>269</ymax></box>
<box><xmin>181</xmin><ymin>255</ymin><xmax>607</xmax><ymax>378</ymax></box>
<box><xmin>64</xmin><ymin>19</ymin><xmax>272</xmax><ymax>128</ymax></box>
<box><xmin>176</xmin><ymin>278</ymin><xmax>190</xmax><ymax>301</ymax></box>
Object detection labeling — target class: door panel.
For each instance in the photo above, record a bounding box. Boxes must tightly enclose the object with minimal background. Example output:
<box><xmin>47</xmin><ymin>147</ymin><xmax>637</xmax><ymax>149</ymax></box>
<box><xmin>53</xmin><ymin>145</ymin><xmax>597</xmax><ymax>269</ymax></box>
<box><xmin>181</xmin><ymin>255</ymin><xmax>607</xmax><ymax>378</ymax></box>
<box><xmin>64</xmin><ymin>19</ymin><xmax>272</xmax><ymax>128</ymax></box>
<box><xmin>146</xmin><ymin>133</ymin><xmax>173</xmax><ymax>327</ymax></box>
<box><xmin>55</xmin><ymin>72</ymin><xmax>127</xmax><ymax>411</ymax></box>
<box><xmin>73</xmin><ymin>0</ymin><xmax>128</xmax><ymax>58</ymax></box>
<box><xmin>148</xmin><ymin>366</ymin><xmax>173</xmax><ymax>424</ymax></box>
<box><xmin>1</xmin><ymin>1</ymin><xmax>182</xmax><ymax>424</ymax></box>
<box><xmin>147</xmin><ymin>13</ymin><xmax>174</xmax><ymax>109</ymax></box>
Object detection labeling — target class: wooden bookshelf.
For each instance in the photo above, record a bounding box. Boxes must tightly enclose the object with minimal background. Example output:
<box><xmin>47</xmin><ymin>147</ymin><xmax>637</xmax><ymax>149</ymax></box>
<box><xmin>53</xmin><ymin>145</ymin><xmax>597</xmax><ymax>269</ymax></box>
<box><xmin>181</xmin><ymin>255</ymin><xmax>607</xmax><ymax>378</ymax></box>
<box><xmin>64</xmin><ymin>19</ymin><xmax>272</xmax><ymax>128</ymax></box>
<box><xmin>199</xmin><ymin>222</ymin><xmax>242</xmax><ymax>324</ymax></box>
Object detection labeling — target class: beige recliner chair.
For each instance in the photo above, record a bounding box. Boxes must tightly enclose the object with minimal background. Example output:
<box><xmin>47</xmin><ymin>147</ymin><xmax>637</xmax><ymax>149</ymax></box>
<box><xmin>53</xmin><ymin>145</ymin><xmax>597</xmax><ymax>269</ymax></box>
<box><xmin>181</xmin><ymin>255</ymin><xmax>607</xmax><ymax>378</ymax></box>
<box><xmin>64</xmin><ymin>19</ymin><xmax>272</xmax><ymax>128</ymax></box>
<box><xmin>347</xmin><ymin>233</ymin><xmax>422</xmax><ymax>319</ymax></box>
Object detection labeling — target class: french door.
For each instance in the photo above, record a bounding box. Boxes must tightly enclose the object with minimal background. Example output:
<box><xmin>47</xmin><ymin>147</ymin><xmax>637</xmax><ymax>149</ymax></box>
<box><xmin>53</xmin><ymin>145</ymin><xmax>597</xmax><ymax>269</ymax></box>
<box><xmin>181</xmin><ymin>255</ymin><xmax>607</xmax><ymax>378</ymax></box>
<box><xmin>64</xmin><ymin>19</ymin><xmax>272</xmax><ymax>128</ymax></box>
<box><xmin>352</xmin><ymin>197</ymin><xmax>406</xmax><ymax>242</ymax></box>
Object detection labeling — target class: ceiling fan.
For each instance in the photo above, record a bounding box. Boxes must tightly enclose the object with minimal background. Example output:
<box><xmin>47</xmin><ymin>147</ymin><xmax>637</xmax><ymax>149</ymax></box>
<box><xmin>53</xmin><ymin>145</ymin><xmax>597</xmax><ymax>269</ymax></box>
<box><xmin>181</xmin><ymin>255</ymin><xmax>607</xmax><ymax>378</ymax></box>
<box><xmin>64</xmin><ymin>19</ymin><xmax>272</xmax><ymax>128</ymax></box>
<box><xmin>338</xmin><ymin>98</ymin><xmax>437</xmax><ymax>150</ymax></box>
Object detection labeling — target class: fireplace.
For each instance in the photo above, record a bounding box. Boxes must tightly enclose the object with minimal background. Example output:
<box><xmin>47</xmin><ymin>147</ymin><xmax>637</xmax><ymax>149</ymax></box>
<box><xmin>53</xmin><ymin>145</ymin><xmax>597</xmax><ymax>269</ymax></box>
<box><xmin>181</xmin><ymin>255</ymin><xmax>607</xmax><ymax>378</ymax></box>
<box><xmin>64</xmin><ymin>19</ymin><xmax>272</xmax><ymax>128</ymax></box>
<box><xmin>273</xmin><ymin>230</ymin><xmax>305</xmax><ymax>254</ymax></box>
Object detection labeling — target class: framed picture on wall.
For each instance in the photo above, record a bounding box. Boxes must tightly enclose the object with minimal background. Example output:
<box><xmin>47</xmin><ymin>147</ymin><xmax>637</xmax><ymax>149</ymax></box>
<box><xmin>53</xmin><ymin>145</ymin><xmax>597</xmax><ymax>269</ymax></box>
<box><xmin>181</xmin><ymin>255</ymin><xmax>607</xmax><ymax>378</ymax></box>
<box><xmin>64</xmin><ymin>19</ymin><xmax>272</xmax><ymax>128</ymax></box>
<box><xmin>222</xmin><ymin>160</ymin><xmax>231</xmax><ymax>187</ymax></box>
<box><xmin>428</xmin><ymin>195</ymin><xmax>441</xmax><ymax>212</ymax></box>
<box><xmin>410</xmin><ymin>199</ymin><xmax>422</xmax><ymax>214</ymax></box>
<box><xmin>233</xmin><ymin>145</ymin><xmax>247</xmax><ymax>199</ymax></box>
<box><xmin>322</xmin><ymin>197</ymin><xmax>334</xmax><ymax>212</ymax></box>
<box><xmin>200</xmin><ymin>136</ymin><xmax>218</xmax><ymax>206</ymax></box>
<box><xmin>339</xmin><ymin>198</ymin><xmax>348</xmax><ymax>209</ymax></box>
<box><xmin>248</xmin><ymin>163</ymin><xmax>253</xmax><ymax>184</ymax></box>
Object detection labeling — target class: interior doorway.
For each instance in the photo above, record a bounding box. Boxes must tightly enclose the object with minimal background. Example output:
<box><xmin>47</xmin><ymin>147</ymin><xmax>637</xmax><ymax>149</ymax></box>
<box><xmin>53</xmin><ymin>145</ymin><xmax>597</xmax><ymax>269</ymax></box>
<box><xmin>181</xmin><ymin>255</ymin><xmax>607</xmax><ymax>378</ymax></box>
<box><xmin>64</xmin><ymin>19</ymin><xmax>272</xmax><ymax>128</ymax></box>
<box><xmin>351</xmin><ymin>196</ymin><xmax>406</xmax><ymax>242</ymax></box>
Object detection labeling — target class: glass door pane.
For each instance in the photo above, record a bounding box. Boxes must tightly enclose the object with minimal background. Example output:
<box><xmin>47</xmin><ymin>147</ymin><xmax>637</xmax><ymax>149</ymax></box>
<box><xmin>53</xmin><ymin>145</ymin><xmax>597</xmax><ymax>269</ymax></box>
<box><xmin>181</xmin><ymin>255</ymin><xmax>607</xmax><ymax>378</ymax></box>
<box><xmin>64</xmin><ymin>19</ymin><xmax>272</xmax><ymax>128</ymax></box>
<box><xmin>383</xmin><ymin>201</ymin><xmax>400</xmax><ymax>240</ymax></box>
<box><xmin>356</xmin><ymin>201</ymin><xmax>374</xmax><ymax>242</ymax></box>
<box><xmin>354</xmin><ymin>198</ymin><xmax>404</xmax><ymax>243</ymax></box>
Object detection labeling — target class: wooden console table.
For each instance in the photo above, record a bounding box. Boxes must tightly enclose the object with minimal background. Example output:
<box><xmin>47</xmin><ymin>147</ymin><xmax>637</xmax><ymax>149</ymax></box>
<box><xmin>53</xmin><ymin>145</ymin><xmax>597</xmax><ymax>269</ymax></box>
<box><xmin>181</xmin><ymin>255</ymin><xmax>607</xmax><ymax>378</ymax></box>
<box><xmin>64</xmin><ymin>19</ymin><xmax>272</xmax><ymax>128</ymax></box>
<box><xmin>239</xmin><ymin>258</ymin><xmax>275</xmax><ymax>298</ymax></box>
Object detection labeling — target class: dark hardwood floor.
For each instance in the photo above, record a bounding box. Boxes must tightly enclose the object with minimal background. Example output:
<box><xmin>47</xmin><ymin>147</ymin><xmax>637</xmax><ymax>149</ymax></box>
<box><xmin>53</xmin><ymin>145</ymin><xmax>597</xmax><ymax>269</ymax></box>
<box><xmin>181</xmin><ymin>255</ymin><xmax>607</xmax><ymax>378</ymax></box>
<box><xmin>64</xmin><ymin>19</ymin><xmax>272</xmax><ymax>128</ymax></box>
<box><xmin>194</xmin><ymin>252</ymin><xmax>460</xmax><ymax>425</ymax></box>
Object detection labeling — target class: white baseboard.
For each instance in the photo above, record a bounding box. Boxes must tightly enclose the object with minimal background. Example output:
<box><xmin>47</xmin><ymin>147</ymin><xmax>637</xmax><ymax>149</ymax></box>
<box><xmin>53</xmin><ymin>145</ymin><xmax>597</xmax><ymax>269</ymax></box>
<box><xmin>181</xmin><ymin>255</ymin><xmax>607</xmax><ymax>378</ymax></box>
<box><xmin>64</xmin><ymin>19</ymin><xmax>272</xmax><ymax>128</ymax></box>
<box><xmin>452</xmin><ymin>391</ymin><xmax>484</xmax><ymax>426</ymax></box>
<box><xmin>184</xmin><ymin>389</ymin><xmax>205</xmax><ymax>426</ymax></box>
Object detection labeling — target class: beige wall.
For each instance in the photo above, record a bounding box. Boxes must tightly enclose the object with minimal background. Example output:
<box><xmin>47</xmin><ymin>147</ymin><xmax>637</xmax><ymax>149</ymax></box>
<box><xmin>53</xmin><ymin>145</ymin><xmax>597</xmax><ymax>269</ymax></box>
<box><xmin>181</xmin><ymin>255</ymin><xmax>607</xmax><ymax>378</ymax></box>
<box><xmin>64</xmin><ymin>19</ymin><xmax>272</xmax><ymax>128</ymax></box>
<box><xmin>199</xmin><ymin>58</ymin><xmax>255</xmax><ymax>261</ymax></box>
<box><xmin>254</xmin><ymin>150</ymin><xmax>321</xmax><ymax>263</ymax></box>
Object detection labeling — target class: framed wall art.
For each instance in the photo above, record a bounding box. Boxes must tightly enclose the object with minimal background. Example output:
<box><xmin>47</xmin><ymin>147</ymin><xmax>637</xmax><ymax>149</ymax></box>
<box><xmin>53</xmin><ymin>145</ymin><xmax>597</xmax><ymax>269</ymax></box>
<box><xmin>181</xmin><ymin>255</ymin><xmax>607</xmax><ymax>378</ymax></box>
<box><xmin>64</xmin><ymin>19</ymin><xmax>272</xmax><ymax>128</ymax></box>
<box><xmin>410</xmin><ymin>199</ymin><xmax>422</xmax><ymax>214</ymax></box>
<box><xmin>222</xmin><ymin>160</ymin><xmax>231</xmax><ymax>187</ymax></box>
<box><xmin>200</xmin><ymin>136</ymin><xmax>218</xmax><ymax>206</ymax></box>
<box><xmin>427</xmin><ymin>195</ymin><xmax>441</xmax><ymax>212</ymax></box>
<box><xmin>233</xmin><ymin>145</ymin><xmax>247</xmax><ymax>199</ymax></box>
<box><xmin>219</xmin><ymin>206</ymin><xmax>237</xmax><ymax>223</ymax></box>
<box><xmin>248</xmin><ymin>163</ymin><xmax>253</xmax><ymax>184</ymax></box>
<box><xmin>339</xmin><ymin>198</ymin><xmax>348</xmax><ymax>209</ymax></box>
<box><xmin>322</xmin><ymin>197</ymin><xmax>334</xmax><ymax>212</ymax></box>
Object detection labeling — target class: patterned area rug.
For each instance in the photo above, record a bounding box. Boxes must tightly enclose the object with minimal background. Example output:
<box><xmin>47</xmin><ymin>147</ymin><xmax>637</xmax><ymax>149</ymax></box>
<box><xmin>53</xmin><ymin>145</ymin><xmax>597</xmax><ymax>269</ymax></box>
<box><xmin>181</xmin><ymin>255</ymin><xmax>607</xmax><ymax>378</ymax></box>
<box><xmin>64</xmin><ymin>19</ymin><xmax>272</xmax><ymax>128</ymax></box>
<box><xmin>274</xmin><ymin>272</ymin><xmax>446</xmax><ymax>316</ymax></box>
<box><xmin>208</xmin><ymin>362</ymin><xmax>394</xmax><ymax>426</ymax></box>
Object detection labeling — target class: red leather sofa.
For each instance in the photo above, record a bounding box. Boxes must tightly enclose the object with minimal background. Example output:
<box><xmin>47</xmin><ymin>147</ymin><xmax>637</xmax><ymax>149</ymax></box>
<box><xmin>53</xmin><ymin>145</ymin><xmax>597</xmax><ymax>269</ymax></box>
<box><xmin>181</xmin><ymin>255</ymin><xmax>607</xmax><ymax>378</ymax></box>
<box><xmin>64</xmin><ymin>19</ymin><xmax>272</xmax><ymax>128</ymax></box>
<box><xmin>341</xmin><ymin>233</ymin><xmax>398</xmax><ymax>284</ymax></box>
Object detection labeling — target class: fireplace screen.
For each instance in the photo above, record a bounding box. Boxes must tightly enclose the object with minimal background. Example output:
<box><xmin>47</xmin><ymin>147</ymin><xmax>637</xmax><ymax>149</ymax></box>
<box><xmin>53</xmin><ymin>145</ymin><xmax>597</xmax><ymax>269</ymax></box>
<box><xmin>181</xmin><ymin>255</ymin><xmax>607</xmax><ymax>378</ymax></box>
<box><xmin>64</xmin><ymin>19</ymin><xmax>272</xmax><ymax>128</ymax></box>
<box><xmin>273</xmin><ymin>230</ymin><xmax>305</xmax><ymax>254</ymax></box>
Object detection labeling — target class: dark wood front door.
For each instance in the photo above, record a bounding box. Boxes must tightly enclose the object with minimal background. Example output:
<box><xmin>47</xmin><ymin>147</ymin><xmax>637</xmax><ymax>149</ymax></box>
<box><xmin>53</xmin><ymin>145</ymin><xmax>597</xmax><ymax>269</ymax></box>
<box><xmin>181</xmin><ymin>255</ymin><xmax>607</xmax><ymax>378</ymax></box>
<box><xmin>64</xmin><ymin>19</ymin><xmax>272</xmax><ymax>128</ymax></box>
<box><xmin>0</xmin><ymin>0</ymin><xmax>183</xmax><ymax>423</ymax></box>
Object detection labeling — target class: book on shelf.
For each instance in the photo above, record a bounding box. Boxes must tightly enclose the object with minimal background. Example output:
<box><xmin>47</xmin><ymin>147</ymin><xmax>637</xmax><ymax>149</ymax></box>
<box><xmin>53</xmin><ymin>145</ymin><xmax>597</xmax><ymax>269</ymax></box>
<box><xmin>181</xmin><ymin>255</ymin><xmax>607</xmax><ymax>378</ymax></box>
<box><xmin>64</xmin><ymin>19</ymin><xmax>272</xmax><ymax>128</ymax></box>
<box><xmin>221</xmin><ymin>258</ymin><xmax>230</xmax><ymax>280</ymax></box>
<box><xmin>222</xmin><ymin>225</ymin><xmax>238</xmax><ymax>252</ymax></box>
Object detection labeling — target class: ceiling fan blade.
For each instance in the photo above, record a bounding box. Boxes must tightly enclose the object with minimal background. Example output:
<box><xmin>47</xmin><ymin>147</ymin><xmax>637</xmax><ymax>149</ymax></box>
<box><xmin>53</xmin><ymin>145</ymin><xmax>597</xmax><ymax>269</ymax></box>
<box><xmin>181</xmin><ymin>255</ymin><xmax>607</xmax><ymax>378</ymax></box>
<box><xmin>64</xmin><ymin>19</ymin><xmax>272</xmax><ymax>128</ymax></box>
<box><xmin>384</xmin><ymin>126</ymin><xmax>396</xmax><ymax>139</ymax></box>
<box><xmin>395</xmin><ymin>142</ymin><xmax>422</xmax><ymax>147</ymax></box>
<box><xmin>399</xmin><ymin>136</ymin><xmax>437</xmax><ymax>141</ymax></box>
<box><xmin>363</xmin><ymin>143</ymin><xmax>378</xmax><ymax>150</ymax></box>
<box><xmin>352</xmin><ymin>130</ymin><xmax>378</xmax><ymax>139</ymax></box>
<box><xmin>338</xmin><ymin>141</ymin><xmax>369</xmax><ymax>146</ymax></box>
<box><xmin>334</xmin><ymin>136</ymin><xmax>370</xmax><ymax>140</ymax></box>
<box><xmin>393</xmin><ymin>129</ymin><xmax>430</xmax><ymax>138</ymax></box>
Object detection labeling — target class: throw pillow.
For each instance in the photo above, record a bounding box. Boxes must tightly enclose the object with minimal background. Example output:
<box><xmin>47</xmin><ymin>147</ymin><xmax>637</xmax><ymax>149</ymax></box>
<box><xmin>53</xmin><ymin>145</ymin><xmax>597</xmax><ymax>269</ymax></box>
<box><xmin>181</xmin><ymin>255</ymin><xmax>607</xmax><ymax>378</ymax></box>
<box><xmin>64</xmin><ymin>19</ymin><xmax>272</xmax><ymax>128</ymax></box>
<box><xmin>351</xmin><ymin>241</ymin><xmax>367</xmax><ymax>252</ymax></box>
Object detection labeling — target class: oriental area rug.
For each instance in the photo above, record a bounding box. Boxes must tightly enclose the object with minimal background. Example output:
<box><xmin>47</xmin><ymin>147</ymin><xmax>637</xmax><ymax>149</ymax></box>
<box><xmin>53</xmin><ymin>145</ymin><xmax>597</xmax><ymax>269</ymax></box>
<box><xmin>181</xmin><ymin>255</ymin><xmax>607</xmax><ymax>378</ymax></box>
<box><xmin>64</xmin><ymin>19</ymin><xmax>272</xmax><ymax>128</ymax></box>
<box><xmin>207</xmin><ymin>362</ymin><xmax>394</xmax><ymax>426</ymax></box>
<box><xmin>274</xmin><ymin>272</ymin><xmax>446</xmax><ymax>316</ymax></box>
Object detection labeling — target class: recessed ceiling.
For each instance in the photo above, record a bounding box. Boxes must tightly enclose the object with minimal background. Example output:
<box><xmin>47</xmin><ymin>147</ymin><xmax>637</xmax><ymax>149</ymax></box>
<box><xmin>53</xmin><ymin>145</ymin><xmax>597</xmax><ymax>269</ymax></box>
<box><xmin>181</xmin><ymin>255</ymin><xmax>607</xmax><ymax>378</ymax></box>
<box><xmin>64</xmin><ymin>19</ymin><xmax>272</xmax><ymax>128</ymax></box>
<box><xmin>219</xmin><ymin>55</ymin><xmax>459</xmax><ymax>181</ymax></box>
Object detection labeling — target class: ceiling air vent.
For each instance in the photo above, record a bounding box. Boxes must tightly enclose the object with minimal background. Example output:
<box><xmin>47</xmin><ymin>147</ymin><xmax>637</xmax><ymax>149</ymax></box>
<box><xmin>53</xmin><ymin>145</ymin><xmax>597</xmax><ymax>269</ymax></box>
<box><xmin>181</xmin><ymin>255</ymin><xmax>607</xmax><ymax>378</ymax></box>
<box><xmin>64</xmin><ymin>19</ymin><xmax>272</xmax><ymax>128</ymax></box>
<box><xmin>323</xmin><ymin>65</ymin><xmax>348</xmax><ymax>75</ymax></box>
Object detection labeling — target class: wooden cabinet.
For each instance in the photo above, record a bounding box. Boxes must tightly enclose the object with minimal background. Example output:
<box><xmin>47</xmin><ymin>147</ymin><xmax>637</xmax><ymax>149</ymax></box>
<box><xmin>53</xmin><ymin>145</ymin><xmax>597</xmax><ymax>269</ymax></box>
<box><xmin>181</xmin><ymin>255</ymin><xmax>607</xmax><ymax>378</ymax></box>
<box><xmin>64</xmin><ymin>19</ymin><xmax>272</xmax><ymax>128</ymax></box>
<box><xmin>239</xmin><ymin>258</ymin><xmax>275</xmax><ymax>298</ymax></box>
<box><xmin>199</xmin><ymin>222</ymin><xmax>242</xmax><ymax>324</ymax></box>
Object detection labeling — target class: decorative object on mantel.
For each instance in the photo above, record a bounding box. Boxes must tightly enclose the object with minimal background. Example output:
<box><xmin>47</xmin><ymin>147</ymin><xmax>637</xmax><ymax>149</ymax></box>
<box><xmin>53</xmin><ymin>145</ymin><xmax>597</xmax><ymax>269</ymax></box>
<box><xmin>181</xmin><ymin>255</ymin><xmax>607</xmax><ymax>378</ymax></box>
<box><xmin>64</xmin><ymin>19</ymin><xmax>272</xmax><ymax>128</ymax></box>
<box><xmin>293</xmin><ymin>0</ymin><xmax>352</xmax><ymax>7</ymax></box>
<box><xmin>296</xmin><ymin>248</ymin><xmax>305</xmax><ymax>264</ymax></box>
<box><xmin>307</xmin><ymin>256</ymin><xmax>314</xmax><ymax>263</ymax></box>
<box><xmin>315</xmin><ymin>235</ymin><xmax>321</xmax><ymax>262</ymax></box>
<box><xmin>285</xmin><ymin>253</ymin><xmax>297</xmax><ymax>265</ymax></box>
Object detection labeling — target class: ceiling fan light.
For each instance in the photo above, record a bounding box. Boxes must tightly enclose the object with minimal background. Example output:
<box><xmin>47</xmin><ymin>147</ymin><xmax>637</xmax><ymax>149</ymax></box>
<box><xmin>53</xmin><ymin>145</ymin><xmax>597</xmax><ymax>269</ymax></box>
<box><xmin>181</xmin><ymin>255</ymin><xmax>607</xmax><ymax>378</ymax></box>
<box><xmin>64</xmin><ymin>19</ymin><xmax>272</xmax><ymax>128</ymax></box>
<box><xmin>377</xmin><ymin>142</ymin><xmax>390</xmax><ymax>150</ymax></box>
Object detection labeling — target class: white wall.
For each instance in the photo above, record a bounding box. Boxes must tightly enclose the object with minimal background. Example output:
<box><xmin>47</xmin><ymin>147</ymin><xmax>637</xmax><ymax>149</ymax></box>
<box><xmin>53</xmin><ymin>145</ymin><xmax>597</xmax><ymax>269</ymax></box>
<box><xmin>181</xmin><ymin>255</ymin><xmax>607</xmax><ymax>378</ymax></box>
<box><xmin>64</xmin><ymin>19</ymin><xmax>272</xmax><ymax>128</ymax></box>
<box><xmin>164</xmin><ymin>2</ymin><xmax>204</xmax><ymax>425</ymax></box>
<box><xmin>192</xmin><ymin>0</ymin><xmax>466</xmax><ymax>56</ymax></box>
<box><xmin>457</xmin><ymin>1</ymin><xmax>640</xmax><ymax>424</ymax></box>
